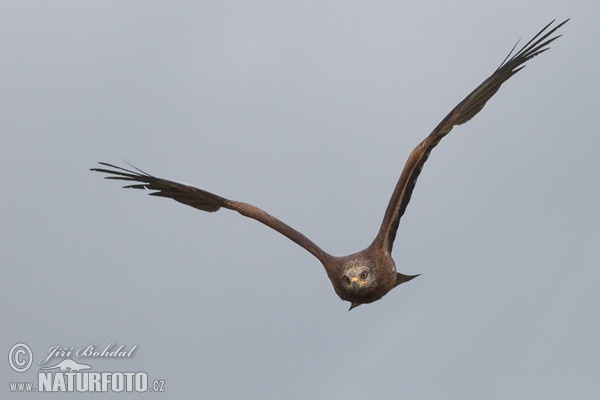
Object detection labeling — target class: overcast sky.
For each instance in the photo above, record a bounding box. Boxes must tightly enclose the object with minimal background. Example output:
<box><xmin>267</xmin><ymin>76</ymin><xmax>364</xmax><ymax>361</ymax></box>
<box><xmin>2</xmin><ymin>1</ymin><xmax>598</xmax><ymax>399</ymax></box>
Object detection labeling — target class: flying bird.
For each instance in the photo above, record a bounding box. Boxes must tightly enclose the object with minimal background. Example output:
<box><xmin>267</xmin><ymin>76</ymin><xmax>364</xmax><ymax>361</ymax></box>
<box><xmin>92</xmin><ymin>20</ymin><xmax>567</xmax><ymax>310</ymax></box>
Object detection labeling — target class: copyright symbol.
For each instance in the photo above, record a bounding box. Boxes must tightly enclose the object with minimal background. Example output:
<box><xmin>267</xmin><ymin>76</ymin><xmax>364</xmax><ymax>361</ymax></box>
<box><xmin>8</xmin><ymin>343</ymin><xmax>33</xmax><ymax>372</ymax></box>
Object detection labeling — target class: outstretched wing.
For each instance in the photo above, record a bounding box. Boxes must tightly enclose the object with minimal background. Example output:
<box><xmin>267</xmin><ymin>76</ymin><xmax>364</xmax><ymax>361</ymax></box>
<box><xmin>373</xmin><ymin>19</ymin><xmax>568</xmax><ymax>252</ymax></box>
<box><xmin>91</xmin><ymin>162</ymin><xmax>332</xmax><ymax>264</ymax></box>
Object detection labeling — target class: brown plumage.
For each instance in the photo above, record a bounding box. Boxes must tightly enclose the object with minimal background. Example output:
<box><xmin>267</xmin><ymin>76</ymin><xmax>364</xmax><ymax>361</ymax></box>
<box><xmin>92</xmin><ymin>20</ymin><xmax>567</xmax><ymax>310</ymax></box>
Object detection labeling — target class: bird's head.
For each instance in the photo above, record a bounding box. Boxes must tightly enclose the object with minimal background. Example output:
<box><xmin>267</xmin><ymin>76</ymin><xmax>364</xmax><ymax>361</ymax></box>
<box><xmin>338</xmin><ymin>259</ymin><xmax>381</xmax><ymax>310</ymax></box>
<box><xmin>343</xmin><ymin>264</ymin><xmax>375</xmax><ymax>291</ymax></box>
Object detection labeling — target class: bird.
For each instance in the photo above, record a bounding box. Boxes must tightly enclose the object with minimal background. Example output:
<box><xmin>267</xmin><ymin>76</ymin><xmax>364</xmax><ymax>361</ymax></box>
<box><xmin>92</xmin><ymin>19</ymin><xmax>568</xmax><ymax>310</ymax></box>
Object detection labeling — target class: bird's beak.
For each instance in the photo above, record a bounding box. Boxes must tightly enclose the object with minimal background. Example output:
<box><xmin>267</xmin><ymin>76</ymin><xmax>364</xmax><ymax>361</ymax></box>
<box><xmin>351</xmin><ymin>277</ymin><xmax>360</xmax><ymax>290</ymax></box>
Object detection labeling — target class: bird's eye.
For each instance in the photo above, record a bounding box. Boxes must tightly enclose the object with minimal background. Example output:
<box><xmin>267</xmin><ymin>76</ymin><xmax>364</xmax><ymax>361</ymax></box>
<box><xmin>360</xmin><ymin>271</ymin><xmax>368</xmax><ymax>279</ymax></box>
<box><xmin>344</xmin><ymin>276</ymin><xmax>350</xmax><ymax>284</ymax></box>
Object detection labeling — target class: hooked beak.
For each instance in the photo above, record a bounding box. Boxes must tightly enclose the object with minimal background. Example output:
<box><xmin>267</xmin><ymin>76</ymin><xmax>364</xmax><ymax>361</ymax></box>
<box><xmin>350</xmin><ymin>277</ymin><xmax>360</xmax><ymax>291</ymax></box>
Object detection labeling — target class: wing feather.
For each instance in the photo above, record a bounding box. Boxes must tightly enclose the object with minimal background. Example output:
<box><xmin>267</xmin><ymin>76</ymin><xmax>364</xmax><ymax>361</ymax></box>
<box><xmin>373</xmin><ymin>19</ymin><xmax>568</xmax><ymax>252</ymax></box>
<box><xmin>91</xmin><ymin>162</ymin><xmax>332</xmax><ymax>263</ymax></box>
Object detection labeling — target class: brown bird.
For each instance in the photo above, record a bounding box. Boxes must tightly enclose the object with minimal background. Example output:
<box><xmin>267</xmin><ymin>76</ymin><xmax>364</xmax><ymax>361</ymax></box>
<box><xmin>92</xmin><ymin>20</ymin><xmax>567</xmax><ymax>310</ymax></box>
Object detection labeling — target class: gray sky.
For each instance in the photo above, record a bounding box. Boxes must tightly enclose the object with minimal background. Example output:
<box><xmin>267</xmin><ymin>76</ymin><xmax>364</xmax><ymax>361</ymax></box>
<box><xmin>2</xmin><ymin>1</ymin><xmax>598</xmax><ymax>399</ymax></box>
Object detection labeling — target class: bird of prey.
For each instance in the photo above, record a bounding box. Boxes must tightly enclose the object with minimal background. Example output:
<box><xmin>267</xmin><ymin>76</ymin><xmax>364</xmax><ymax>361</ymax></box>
<box><xmin>92</xmin><ymin>20</ymin><xmax>567</xmax><ymax>310</ymax></box>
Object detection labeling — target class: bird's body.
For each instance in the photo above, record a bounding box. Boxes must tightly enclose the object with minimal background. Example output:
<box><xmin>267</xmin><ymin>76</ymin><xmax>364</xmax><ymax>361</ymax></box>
<box><xmin>327</xmin><ymin>248</ymin><xmax>417</xmax><ymax>310</ymax></box>
<box><xmin>92</xmin><ymin>20</ymin><xmax>567</xmax><ymax>310</ymax></box>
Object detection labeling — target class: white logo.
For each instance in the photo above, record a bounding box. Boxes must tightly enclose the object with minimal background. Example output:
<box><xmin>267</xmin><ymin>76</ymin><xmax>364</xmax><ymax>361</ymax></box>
<box><xmin>7</xmin><ymin>342</ymin><xmax>166</xmax><ymax>393</ymax></box>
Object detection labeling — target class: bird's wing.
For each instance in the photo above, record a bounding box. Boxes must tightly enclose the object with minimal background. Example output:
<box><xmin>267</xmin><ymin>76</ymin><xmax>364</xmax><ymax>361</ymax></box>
<box><xmin>373</xmin><ymin>19</ymin><xmax>568</xmax><ymax>253</ymax></box>
<box><xmin>91</xmin><ymin>162</ymin><xmax>332</xmax><ymax>264</ymax></box>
